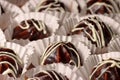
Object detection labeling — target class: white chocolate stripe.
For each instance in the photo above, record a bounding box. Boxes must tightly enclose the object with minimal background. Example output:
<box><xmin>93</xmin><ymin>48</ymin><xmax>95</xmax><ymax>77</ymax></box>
<box><xmin>40</xmin><ymin>42</ymin><xmax>80</xmax><ymax>67</ymax></box>
<box><xmin>0</xmin><ymin>54</ymin><xmax>18</xmax><ymax>70</ymax></box>
<box><xmin>0</xmin><ymin>61</ymin><xmax>17</xmax><ymax>75</ymax></box>
<box><xmin>2</xmin><ymin>68</ymin><xmax>16</xmax><ymax>78</ymax></box>
<box><xmin>72</xmin><ymin>16</ymin><xmax>113</xmax><ymax>48</ymax></box>
<box><xmin>35</xmin><ymin>0</ymin><xmax>65</xmax><ymax>12</ymax></box>
<box><xmin>89</xmin><ymin>60</ymin><xmax>120</xmax><ymax>80</ymax></box>
<box><xmin>35</xmin><ymin>70</ymin><xmax>53</xmax><ymax>79</ymax></box>
<box><xmin>19</xmin><ymin>19</ymin><xmax>47</xmax><ymax>34</ymax></box>
<box><xmin>40</xmin><ymin>42</ymin><xmax>64</xmax><ymax>62</ymax></box>
<box><xmin>0</xmin><ymin>51</ymin><xmax>22</xmax><ymax>65</ymax></box>
<box><xmin>88</xmin><ymin>2</ymin><xmax>116</xmax><ymax>13</ymax></box>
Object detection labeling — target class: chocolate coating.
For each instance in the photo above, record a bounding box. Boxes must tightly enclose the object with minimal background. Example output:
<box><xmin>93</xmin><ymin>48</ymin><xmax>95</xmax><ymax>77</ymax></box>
<box><xmin>40</xmin><ymin>42</ymin><xmax>81</xmax><ymax>67</ymax></box>
<box><xmin>35</xmin><ymin>0</ymin><xmax>66</xmax><ymax>12</ymax></box>
<box><xmin>12</xmin><ymin>19</ymin><xmax>50</xmax><ymax>41</ymax></box>
<box><xmin>26</xmin><ymin>70</ymin><xmax>69</xmax><ymax>80</ymax></box>
<box><xmin>0</xmin><ymin>48</ymin><xmax>23</xmax><ymax>78</ymax></box>
<box><xmin>35</xmin><ymin>0</ymin><xmax>81</xmax><ymax>12</ymax></box>
<box><xmin>86</xmin><ymin>0</ymin><xmax>120</xmax><ymax>14</ymax></box>
<box><xmin>69</xmin><ymin>16</ymin><xmax>113</xmax><ymax>48</ymax></box>
<box><xmin>90</xmin><ymin>59</ymin><xmax>120</xmax><ymax>80</ymax></box>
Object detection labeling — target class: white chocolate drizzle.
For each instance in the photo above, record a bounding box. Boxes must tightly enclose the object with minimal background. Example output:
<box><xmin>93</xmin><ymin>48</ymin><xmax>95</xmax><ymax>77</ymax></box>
<box><xmin>40</xmin><ymin>42</ymin><xmax>81</xmax><ymax>68</ymax></box>
<box><xmin>87</xmin><ymin>0</ymin><xmax>120</xmax><ymax>14</ymax></box>
<box><xmin>27</xmin><ymin>70</ymin><xmax>68</xmax><ymax>80</ymax></box>
<box><xmin>89</xmin><ymin>59</ymin><xmax>120</xmax><ymax>80</ymax></box>
<box><xmin>71</xmin><ymin>16</ymin><xmax>113</xmax><ymax>48</ymax></box>
<box><xmin>19</xmin><ymin>19</ymin><xmax>47</xmax><ymax>34</ymax></box>
<box><xmin>35</xmin><ymin>0</ymin><xmax>65</xmax><ymax>12</ymax></box>
<box><xmin>0</xmin><ymin>49</ymin><xmax>23</xmax><ymax>77</ymax></box>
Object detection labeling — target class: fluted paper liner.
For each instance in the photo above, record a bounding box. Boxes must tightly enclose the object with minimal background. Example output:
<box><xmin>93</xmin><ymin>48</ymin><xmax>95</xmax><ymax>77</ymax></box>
<box><xmin>21</xmin><ymin>0</ymin><xmax>85</xmax><ymax>13</ymax></box>
<box><xmin>0</xmin><ymin>74</ymin><xmax>14</xmax><ymax>80</ymax></box>
<box><xmin>78</xmin><ymin>52</ymin><xmax>120</xmax><ymax>80</ymax></box>
<box><xmin>4</xmin><ymin>12</ymin><xmax>59</xmax><ymax>46</ymax></box>
<box><xmin>56</xmin><ymin>15</ymin><xmax>120</xmax><ymax>54</ymax></box>
<box><xmin>6</xmin><ymin>0</ymin><xmax>28</xmax><ymax>7</ymax></box>
<box><xmin>0</xmin><ymin>42</ymin><xmax>34</xmax><ymax>74</ymax></box>
<box><xmin>25</xmin><ymin>35</ymin><xmax>91</xmax><ymax>67</ymax></box>
<box><xmin>0</xmin><ymin>28</ymin><xmax>6</xmax><ymax>42</ymax></box>
<box><xmin>0</xmin><ymin>13</ymin><xmax>12</xmax><ymax>30</ymax></box>
<box><xmin>0</xmin><ymin>0</ymin><xmax>23</xmax><ymax>18</ymax></box>
<box><xmin>108</xmin><ymin>35</ymin><xmax>120</xmax><ymax>52</ymax></box>
<box><xmin>18</xmin><ymin>63</ymin><xmax>83</xmax><ymax>80</ymax></box>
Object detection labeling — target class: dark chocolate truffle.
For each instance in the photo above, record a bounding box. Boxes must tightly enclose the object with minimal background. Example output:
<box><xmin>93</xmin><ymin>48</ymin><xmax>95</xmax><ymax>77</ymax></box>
<box><xmin>90</xmin><ymin>59</ymin><xmax>120</xmax><ymax>80</ymax></box>
<box><xmin>26</xmin><ymin>70</ymin><xmax>69</xmax><ymax>80</ymax></box>
<box><xmin>35</xmin><ymin>0</ymin><xmax>81</xmax><ymax>13</ymax></box>
<box><xmin>86</xmin><ymin>0</ymin><xmax>120</xmax><ymax>14</ymax></box>
<box><xmin>12</xmin><ymin>19</ymin><xmax>50</xmax><ymax>41</ymax></box>
<box><xmin>40</xmin><ymin>41</ymin><xmax>81</xmax><ymax>68</ymax></box>
<box><xmin>69</xmin><ymin>16</ymin><xmax>113</xmax><ymax>48</ymax></box>
<box><xmin>0</xmin><ymin>48</ymin><xmax>23</xmax><ymax>78</ymax></box>
<box><xmin>35</xmin><ymin>0</ymin><xmax>66</xmax><ymax>12</ymax></box>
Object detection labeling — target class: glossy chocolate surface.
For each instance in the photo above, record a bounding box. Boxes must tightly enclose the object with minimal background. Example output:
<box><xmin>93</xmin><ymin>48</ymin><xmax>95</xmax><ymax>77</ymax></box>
<box><xmin>0</xmin><ymin>48</ymin><xmax>23</xmax><ymax>78</ymax></box>
<box><xmin>90</xmin><ymin>59</ymin><xmax>120</xmax><ymax>80</ymax></box>
<box><xmin>40</xmin><ymin>42</ymin><xmax>81</xmax><ymax>67</ymax></box>
<box><xmin>12</xmin><ymin>19</ymin><xmax>50</xmax><ymax>41</ymax></box>
<box><xmin>69</xmin><ymin>16</ymin><xmax>113</xmax><ymax>48</ymax></box>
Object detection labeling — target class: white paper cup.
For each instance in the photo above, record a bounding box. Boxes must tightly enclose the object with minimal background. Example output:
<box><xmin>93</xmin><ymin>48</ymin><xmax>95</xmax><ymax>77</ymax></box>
<box><xmin>78</xmin><ymin>52</ymin><xmax>120</xmax><ymax>80</ymax></box>
<box><xmin>4</xmin><ymin>12</ymin><xmax>59</xmax><ymax>46</ymax></box>
<box><xmin>5</xmin><ymin>0</ymin><xmax>28</xmax><ymax>7</ymax></box>
<box><xmin>21</xmin><ymin>0</ymin><xmax>85</xmax><ymax>13</ymax></box>
<box><xmin>18</xmin><ymin>63</ymin><xmax>83</xmax><ymax>80</ymax></box>
<box><xmin>25</xmin><ymin>35</ymin><xmax>91</xmax><ymax>67</ymax></box>
<box><xmin>0</xmin><ymin>0</ymin><xmax>23</xmax><ymax>18</ymax></box>
<box><xmin>56</xmin><ymin>15</ymin><xmax>120</xmax><ymax>54</ymax></box>
<box><xmin>0</xmin><ymin>41</ymin><xmax>34</xmax><ymax>74</ymax></box>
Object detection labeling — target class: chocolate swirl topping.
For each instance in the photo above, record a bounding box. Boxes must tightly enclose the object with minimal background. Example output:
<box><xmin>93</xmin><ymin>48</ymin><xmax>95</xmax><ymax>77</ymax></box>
<box><xmin>26</xmin><ymin>70</ymin><xmax>69</xmax><ymax>80</ymax></box>
<box><xmin>70</xmin><ymin>16</ymin><xmax>113</xmax><ymax>48</ymax></box>
<box><xmin>40</xmin><ymin>41</ymin><xmax>81</xmax><ymax>68</ymax></box>
<box><xmin>90</xmin><ymin>59</ymin><xmax>120</xmax><ymax>80</ymax></box>
<box><xmin>35</xmin><ymin>0</ymin><xmax>66</xmax><ymax>12</ymax></box>
<box><xmin>86</xmin><ymin>0</ymin><xmax>120</xmax><ymax>14</ymax></box>
<box><xmin>0</xmin><ymin>48</ymin><xmax>23</xmax><ymax>78</ymax></box>
<box><xmin>12</xmin><ymin>19</ymin><xmax>50</xmax><ymax>41</ymax></box>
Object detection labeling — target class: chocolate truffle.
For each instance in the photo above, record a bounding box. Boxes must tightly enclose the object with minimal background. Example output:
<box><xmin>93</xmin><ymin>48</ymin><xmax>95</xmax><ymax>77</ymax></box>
<box><xmin>0</xmin><ymin>48</ymin><xmax>23</xmax><ymax>78</ymax></box>
<box><xmin>35</xmin><ymin>0</ymin><xmax>81</xmax><ymax>12</ymax></box>
<box><xmin>12</xmin><ymin>19</ymin><xmax>50</xmax><ymax>41</ymax></box>
<box><xmin>90</xmin><ymin>59</ymin><xmax>120</xmax><ymax>80</ymax></box>
<box><xmin>86</xmin><ymin>0</ymin><xmax>120</xmax><ymax>14</ymax></box>
<box><xmin>35</xmin><ymin>0</ymin><xmax>66</xmax><ymax>12</ymax></box>
<box><xmin>26</xmin><ymin>70</ymin><xmax>69</xmax><ymax>80</ymax></box>
<box><xmin>0</xmin><ymin>4</ymin><xmax>5</xmax><ymax>15</ymax></box>
<box><xmin>40</xmin><ymin>41</ymin><xmax>81</xmax><ymax>68</ymax></box>
<box><xmin>69</xmin><ymin>16</ymin><xmax>113</xmax><ymax>48</ymax></box>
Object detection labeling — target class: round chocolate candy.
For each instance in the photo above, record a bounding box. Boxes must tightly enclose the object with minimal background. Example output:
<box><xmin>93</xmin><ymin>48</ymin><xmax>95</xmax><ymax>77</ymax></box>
<box><xmin>90</xmin><ymin>59</ymin><xmax>120</xmax><ymax>80</ymax></box>
<box><xmin>35</xmin><ymin>0</ymin><xmax>66</xmax><ymax>12</ymax></box>
<box><xmin>40</xmin><ymin>41</ymin><xmax>81</xmax><ymax>68</ymax></box>
<box><xmin>86</xmin><ymin>0</ymin><xmax>120</xmax><ymax>14</ymax></box>
<box><xmin>12</xmin><ymin>19</ymin><xmax>50</xmax><ymax>41</ymax></box>
<box><xmin>0</xmin><ymin>48</ymin><xmax>23</xmax><ymax>78</ymax></box>
<box><xmin>35</xmin><ymin>0</ymin><xmax>81</xmax><ymax>13</ymax></box>
<box><xmin>69</xmin><ymin>16</ymin><xmax>113</xmax><ymax>48</ymax></box>
<box><xmin>26</xmin><ymin>70</ymin><xmax>69</xmax><ymax>80</ymax></box>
